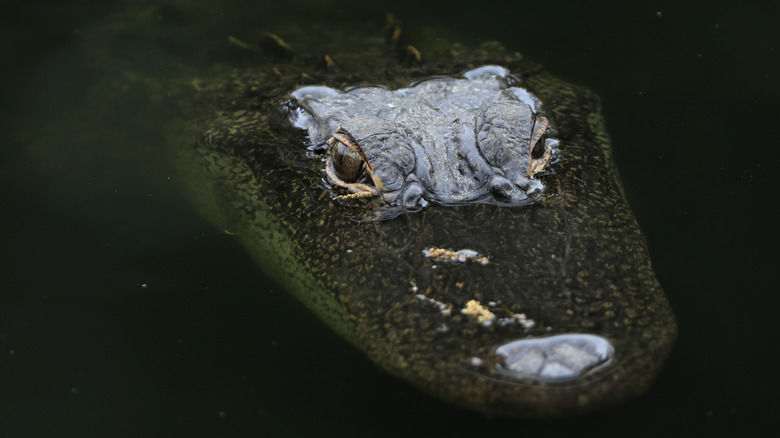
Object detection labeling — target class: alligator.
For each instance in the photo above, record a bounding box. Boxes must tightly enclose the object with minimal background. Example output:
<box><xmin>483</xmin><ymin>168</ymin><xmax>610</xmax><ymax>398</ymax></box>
<box><xmin>173</xmin><ymin>21</ymin><xmax>676</xmax><ymax>418</ymax></box>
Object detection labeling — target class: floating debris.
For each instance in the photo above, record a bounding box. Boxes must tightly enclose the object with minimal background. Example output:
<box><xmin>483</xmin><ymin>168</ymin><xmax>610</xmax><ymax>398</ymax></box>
<box><xmin>461</xmin><ymin>300</ymin><xmax>496</xmax><ymax>325</ymax></box>
<box><xmin>415</xmin><ymin>294</ymin><xmax>453</xmax><ymax>316</ymax></box>
<box><xmin>461</xmin><ymin>300</ymin><xmax>536</xmax><ymax>329</ymax></box>
<box><xmin>496</xmin><ymin>313</ymin><xmax>536</xmax><ymax>329</ymax></box>
<box><xmin>422</xmin><ymin>247</ymin><xmax>490</xmax><ymax>265</ymax></box>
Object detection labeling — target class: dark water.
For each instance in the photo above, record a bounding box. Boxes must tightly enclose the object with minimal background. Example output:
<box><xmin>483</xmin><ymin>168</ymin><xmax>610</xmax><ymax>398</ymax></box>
<box><xmin>1</xmin><ymin>0</ymin><xmax>777</xmax><ymax>436</ymax></box>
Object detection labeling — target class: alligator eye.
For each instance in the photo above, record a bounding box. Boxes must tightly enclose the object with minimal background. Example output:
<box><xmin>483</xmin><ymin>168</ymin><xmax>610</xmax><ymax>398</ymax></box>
<box><xmin>332</xmin><ymin>141</ymin><xmax>365</xmax><ymax>183</ymax></box>
<box><xmin>530</xmin><ymin>116</ymin><xmax>549</xmax><ymax>159</ymax></box>
<box><xmin>531</xmin><ymin>134</ymin><xmax>547</xmax><ymax>159</ymax></box>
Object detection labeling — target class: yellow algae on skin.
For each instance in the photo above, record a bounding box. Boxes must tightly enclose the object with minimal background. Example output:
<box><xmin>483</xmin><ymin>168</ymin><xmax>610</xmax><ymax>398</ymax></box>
<box><xmin>422</xmin><ymin>247</ymin><xmax>490</xmax><ymax>265</ymax></box>
<box><xmin>462</xmin><ymin>300</ymin><xmax>496</xmax><ymax>324</ymax></box>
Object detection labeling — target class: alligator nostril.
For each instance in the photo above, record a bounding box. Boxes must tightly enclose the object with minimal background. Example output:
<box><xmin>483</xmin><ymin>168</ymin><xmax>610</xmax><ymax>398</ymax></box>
<box><xmin>494</xmin><ymin>334</ymin><xmax>615</xmax><ymax>382</ymax></box>
<box><xmin>332</xmin><ymin>141</ymin><xmax>365</xmax><ymax>183</ymax></box>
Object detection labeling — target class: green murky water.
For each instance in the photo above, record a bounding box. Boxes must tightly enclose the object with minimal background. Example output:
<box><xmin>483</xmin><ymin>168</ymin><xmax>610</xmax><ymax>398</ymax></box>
<box><xmin>1</xmin><ymin>0</ymin><xmax>777</xmax><ymax>436</ymax></box>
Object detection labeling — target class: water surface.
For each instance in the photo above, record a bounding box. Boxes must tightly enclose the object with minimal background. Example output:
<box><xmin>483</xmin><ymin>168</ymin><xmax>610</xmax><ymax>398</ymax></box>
<box><xmin>1</xmin><ymin>0</ymin><xmax>777</xmax><ymax>436</ymax></box>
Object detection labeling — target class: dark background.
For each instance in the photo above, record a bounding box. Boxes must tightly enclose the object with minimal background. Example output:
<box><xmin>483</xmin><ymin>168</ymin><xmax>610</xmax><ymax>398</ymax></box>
<box><xmin>1</xmin><ymin>0</ymin><xmax>778</xmax><ymax>436</ymax></box>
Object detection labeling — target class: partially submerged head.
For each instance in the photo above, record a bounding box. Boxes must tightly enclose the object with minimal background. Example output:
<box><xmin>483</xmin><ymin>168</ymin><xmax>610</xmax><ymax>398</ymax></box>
<box><xmin>289</xmin><ymin>65</ymin><xmax>558</xmax><ymax>215</ymax></box>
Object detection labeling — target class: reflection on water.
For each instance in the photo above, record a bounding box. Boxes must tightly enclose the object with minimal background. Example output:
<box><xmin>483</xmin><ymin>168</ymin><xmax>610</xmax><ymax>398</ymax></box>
<box><xmin>1</xmin><ymin>0</ymin><xmax>776</xmax><ymax>436</ymax></box>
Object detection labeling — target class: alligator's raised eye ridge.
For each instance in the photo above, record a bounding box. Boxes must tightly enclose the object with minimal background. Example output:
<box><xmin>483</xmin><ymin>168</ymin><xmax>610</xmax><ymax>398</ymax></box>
<box><xmin>291</xmin><ymin>69</ymin><xmax>555</xmax><ymax>214</ymax></box>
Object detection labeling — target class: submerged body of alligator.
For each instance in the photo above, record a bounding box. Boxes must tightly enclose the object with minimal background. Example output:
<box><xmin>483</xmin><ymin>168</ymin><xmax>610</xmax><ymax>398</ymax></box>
<box><xmin>175</xmin><ymin>22</ymin><xmax>676</xmax><ymax>417</ymax></box>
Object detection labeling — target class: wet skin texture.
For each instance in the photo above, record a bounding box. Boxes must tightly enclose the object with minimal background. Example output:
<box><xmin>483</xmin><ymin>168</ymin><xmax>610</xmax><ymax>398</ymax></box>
<box><xmin>289</xmin><ymin>66</ymin><xmax>554</xmax><ymax>212</ymax></box>
<box><xmin>175</xmin><ymin>24</ymin><xmax>676</xmax><ymax>418</ymax></box>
